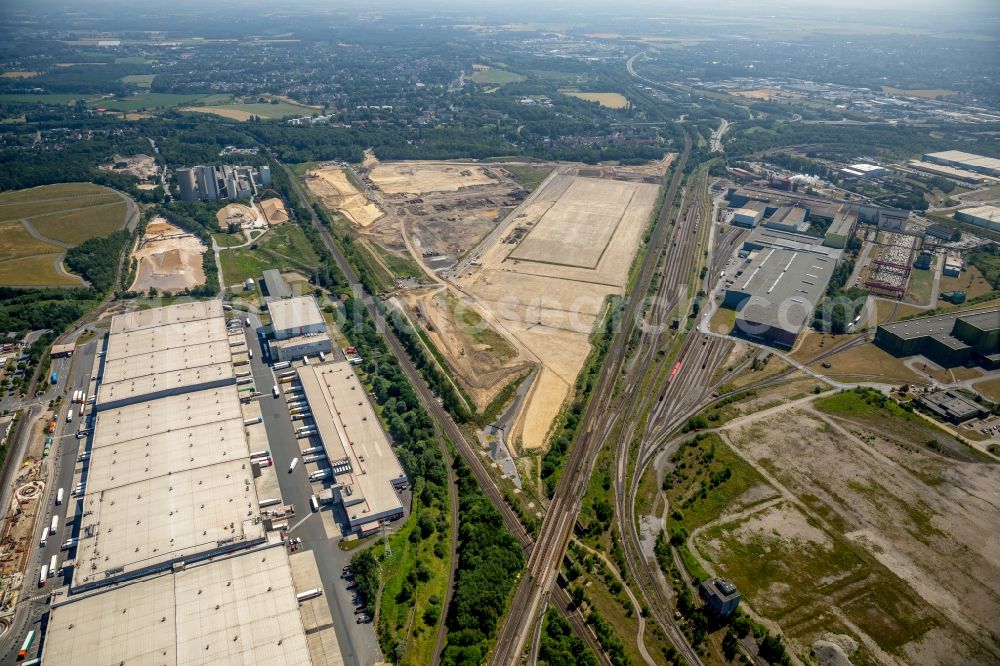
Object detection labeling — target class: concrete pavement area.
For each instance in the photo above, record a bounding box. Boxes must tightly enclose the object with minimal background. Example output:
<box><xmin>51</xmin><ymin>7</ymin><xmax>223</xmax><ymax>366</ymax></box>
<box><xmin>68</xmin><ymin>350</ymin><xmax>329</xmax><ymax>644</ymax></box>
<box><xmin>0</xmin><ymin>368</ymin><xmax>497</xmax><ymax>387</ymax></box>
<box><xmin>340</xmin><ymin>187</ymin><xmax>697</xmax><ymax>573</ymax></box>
<box><xmin>244</xmin><ymin>312</ymin><xmax>385</xmax><ymax>666</ymax></box>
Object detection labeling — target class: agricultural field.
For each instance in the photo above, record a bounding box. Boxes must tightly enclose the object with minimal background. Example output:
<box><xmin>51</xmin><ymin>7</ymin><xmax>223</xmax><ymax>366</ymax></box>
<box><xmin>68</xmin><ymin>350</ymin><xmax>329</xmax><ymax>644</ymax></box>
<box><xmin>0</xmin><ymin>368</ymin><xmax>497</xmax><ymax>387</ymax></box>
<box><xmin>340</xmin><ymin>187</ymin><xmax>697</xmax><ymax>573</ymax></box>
<box><xmin>88</xmin><ymin>93</ymin><xmax>224</xmax><ymax>111</ymax></box>
<box><xmin>0</xmin><ymin>71</ymin><xmax>39</xmax><ymax>78</ymax></box>
<box><xmin>881</xmin><ymin>86</ymin><xmax>956</xmax><ymax>99</ymax></box>
<box><xmin>470</xmin><ymin>66</ymin><xmax>525</xmax><ymax>85</ymax></box>
<box><xmin>121</xmin><ymin>74</ymin><xmax>155</xmax><ymax>88</ymax></box>
<box><xmin>0</xmin><ymin>93</ymin><xmax>92</xmax><ymax>105</ymax></box>
<box><xmin>0</xmin><ymin>183</ymin><xmax>130</xmax><ymax>286</ymax></box>
<box><xmin>692</xmin><ymin>391</ymin><xmax>1000</xmax><ymax>665</ymax></box>
<box><xmin>560</xmin><ymin>91</ymin><xmax>630</xmax><ymax>109</ymax></box>
<box><xmin>180</xmin><ymin>99</ymin><xmax>313</xmax><ymax>121</ymax></box>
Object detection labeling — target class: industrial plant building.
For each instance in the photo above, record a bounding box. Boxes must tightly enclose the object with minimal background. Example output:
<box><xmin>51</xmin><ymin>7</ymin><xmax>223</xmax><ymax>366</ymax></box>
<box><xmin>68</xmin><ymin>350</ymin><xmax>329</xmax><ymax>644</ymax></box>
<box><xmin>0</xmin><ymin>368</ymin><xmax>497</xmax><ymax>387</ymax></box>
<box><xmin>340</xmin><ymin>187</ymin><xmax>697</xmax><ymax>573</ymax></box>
<box><xmin>917</xmin><ymin>390</ymin><xmax>988</xmax><ymax>424</ymax></box>
<box><xmin>176</xmin><ymin>164</ymin><xmax>272</xmax><ymax>202</ymax></box>
<box><xmin>42</xmin><ymin>301</ymin><xmax>336</xmax><ymax>665</ymax></box>
<box><xmin>923</xmin><ymin>151</ymin><xmax>1000</xmax><ymax>177</ymax></box>
<box><xmin>839</xmin><ymin>163</ymin><xmax>887</xmax><ymax>179</ymax></box>
<box><xmin>297</xmin><ymin>362</ymin><xmax>407</xmax><ymax>529</ymax></box>
<box><xmin>725</xmin><ymin>245</ymin><xmax>837</xmax><ymax>348</ymax></box>
<box><xmin>954</xmin><ymin>205</ymin><xmax>1000</xmax><ymax>233</ymax></box>
<box><xmin>700</xmin><ymin>578</ymin><xmax>741</xmax><ymax>617</ymax></box>
<box><xmin>269</xmin><ymin>295</ymin><xmax>333</xmax><ymax>361</ymax></box>
<box><xmin>731</xmin><ymin>206</ymin><xmax>764</xmax><ymax>228</ymax></box>
<box><xmin>874</xmin><ymin>307</ymin><xmax>1000</xmax><ymax>369</ymax></box>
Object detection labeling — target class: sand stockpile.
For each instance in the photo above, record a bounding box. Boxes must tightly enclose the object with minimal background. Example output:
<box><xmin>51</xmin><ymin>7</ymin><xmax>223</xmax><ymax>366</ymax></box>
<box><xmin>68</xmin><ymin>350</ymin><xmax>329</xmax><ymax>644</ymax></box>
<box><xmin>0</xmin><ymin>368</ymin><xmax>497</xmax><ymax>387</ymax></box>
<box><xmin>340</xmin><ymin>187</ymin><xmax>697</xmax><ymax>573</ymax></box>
<box><xmin>216</xmin><ymin>202</ymin><xmax>262</xmax><ymax>230</ymax></box>
<box><xmin>369</xmin><ymin>162</ymin><xmax>497</xmax><ymax>195</ymax></box>
<box><xmin>304</xmin><ymin>168</ymin><xmax>383</xmax><ymax>226</ymax></box>
<box><xmin>130</xmin><ymin>218</ymin><xmax>207</xmax><ymax>294</ymax></box>
<box><xmin>260</xmin><ymin>197</ymin><xmax>290</xmax><ymax>225</ymax></box>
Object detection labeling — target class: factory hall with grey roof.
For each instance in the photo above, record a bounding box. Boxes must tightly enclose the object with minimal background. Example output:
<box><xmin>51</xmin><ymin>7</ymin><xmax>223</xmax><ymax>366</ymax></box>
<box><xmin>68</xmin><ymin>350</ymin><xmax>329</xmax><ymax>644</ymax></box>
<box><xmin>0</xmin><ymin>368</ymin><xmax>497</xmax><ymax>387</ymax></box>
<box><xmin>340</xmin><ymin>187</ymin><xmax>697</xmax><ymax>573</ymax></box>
<box><xmin>723</xmin><ymin>226</ymin><xmax>842</xmax><ymax>349</ymax></box>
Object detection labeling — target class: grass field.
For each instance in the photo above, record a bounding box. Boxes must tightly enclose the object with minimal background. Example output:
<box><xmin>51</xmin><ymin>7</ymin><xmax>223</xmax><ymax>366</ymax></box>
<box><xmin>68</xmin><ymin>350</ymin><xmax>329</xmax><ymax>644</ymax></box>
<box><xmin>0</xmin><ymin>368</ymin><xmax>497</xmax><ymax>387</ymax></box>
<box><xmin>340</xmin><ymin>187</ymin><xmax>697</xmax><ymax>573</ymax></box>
<box><xmin>0</xmin><ymin>221</ymin><xmax>63</xmax><ymax>261</ymax></box>
<box><xmin>503</xmin><ymin>165</ymin><xmax>552</xmax><ymax>192</ymax></box>
<box><xmin>218</xmin><ymin>225</ymin><xmax>319</xmax><ymax>289</ymax></box>
<box><xmin>0</xmin><ymin>71</ymin><xmax>39</xmax><ymax>79</ymax></box>
<box><xmin>939</xmin><ymin>265</ymin><xmax>996</xmax><ymax>302</ymax></box>
<box><xmin>114</xmin><ymin>56</ymin><xmax>154</xmax><ymax>65</ymax></box>
<box><xmin>88</xmin><ymin>93</ymin><xmax>220</xmax><ymax>111</ymax></box>
<box><xmin>560</xmin><ymin>91</ymin><xmax>630</xmax><ymax>109</ymax></box>
<box><xmin>905</xmin><ymin>265</ymin><xmax>934</xmax><ymax>305</ymax></box>
<box><xmin>121</xmin><ymin>74</ymin><xmax>155</xmax><ymax>89</ymax></box>
<box><xmin>0</xmin><ymin>254</ymin><xmax>81</xmax><ymax>286</ymax></box>
<box><xmin>0</xmin><ymin>93</ymin><xmax>93</xmax><ymax>105</ymax></box>
<box><xmin>29</xmin><ymin>202</ymin><xmax>127</xmax><ymax>245</ymax></box>
<box><xmin>810</xmin><ymin>341</ymin><xmax>925</xmax><ymax>385</ymax></box>
<box><xmin>0</xmin><ymin>183</ymin><xmax>128</xmax><ymax>286</ymax></box>
<box><xmin>470</xmin><ymin>66</ymin><xmax>525</xmax><ymax>85</ymax></box>
<box><xmin>181</xmin><ymin>100</ymin><xmax>311</xmax><ymax>121</ymax></box>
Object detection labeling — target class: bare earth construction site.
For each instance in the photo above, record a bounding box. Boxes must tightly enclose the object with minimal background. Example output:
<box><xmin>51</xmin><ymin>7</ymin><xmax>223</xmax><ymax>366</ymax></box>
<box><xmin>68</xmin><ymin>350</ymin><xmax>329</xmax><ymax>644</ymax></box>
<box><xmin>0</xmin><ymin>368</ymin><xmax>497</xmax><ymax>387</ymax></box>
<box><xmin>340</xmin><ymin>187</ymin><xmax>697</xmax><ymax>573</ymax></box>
<box><xmin>456</xmin><ymin>172</ymin><xmax>659</xmax><ymax>449</ymax></box>
<box><xmin>308</xmin><ymin>159</ymin><xmax>662</xmax><ymax>450</ymax></box>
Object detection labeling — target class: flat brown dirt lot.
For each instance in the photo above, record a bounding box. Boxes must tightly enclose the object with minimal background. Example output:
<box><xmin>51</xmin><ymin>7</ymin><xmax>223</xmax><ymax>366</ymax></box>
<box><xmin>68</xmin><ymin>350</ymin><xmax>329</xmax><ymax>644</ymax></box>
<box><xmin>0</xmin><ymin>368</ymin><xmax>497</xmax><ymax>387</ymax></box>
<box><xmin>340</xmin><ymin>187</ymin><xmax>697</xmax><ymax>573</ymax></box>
<box><xmin>399</xmin><ymin>288</ymin><xmax>532</xmax><ymax>409</ymax></box>
<box><xmin>369</xmin><ymin>163</ymin><xmax>497</xmax><ymax>195</ymax></box>
<box><xmin>129</xmin><ymin>217</ymin><xmax>207</xmax><ymax>294</ymax></box>
<box><xmin>457</xmin><ymin>173</ymin><xmax>659</xmax><ymax>449</ymax></box>
<box><xmin>713</xmin><ymin>405</ymin><xmax>1000</xmax><ymax>664</ymax></box>
<box><xmin>305</xmin><ymin>168</ymin><xmax>383</xmax><ymax>226</ymax></box>
<box><xmin>809</xmin><ymin>341</ymin><xmax>927</xmax><ymax>385</ymax></box>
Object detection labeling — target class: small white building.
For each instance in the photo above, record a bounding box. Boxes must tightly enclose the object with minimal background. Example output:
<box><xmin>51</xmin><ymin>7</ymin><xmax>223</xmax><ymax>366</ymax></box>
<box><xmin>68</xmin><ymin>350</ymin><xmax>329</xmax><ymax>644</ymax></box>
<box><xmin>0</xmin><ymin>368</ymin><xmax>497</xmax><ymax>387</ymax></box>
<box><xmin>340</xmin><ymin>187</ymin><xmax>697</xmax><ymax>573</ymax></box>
<box><xmin>732</xmin><ymin>207</ymin><xmax>764</xmax><ymax>228</ymax></box>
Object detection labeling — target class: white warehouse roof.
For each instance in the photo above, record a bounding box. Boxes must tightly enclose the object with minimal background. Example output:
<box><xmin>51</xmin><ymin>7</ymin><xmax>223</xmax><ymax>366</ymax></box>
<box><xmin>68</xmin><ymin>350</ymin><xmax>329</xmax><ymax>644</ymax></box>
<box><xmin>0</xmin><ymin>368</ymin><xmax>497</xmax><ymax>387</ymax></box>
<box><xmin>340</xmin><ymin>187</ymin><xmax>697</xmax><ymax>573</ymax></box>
<box><xmin>45</xmin><ymin>548</ymin><xmax>311</xmax><ymax>666</ymax></box>
<box><xmin>268</xmin><ymin>296</ymin><xmax>326</xmax><ymax>335</ymax></box>
<box><xmin>110</xmin><ymin>300</ymin><xmax>223</xmax><ymax>334</ymax></box>
<box><xmin>297</xmin><ymin>362</ymin><xmax>406</xmax><ymax>526</ymax></box>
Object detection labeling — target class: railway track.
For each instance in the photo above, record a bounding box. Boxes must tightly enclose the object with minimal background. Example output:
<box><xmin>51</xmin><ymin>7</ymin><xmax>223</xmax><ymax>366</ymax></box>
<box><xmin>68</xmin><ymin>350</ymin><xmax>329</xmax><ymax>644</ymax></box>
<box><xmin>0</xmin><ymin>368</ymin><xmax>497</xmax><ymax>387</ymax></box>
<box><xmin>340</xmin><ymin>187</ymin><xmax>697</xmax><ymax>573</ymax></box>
<box><xmin>491</xmin><ymin>135</ymin><xmax>693</xmax><ymax>666</ymax></box>
<box><xmin>276</xmin><ymin>162</ymin><xmax>617</xmax><ymax>662</ymax></box>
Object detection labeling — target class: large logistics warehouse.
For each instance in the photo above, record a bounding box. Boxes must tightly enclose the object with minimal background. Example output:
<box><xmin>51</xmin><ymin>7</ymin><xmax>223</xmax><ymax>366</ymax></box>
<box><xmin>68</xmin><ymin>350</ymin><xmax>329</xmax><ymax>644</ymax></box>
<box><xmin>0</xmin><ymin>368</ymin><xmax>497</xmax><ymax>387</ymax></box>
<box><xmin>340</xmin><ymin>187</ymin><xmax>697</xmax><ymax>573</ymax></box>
<box><xmin>45</xmin><ymin>549</ymin><xmax>312</xmax><ymax>666</ymax></box>
<box><xmin>954</xmin><ymin>205</ymin><xmax>1000</xmax><ymax>233</ymax></box>
<box><xmin>42</xmin><ymin>301</ymin><xmax>337</xmax><ymax>666</ymax></box>
<box><xmin>297</xmin><ymin>362</ymin><xmax>407</xmax><ymax>528</ymax></box>
<box><xmin>923</xmin><ymin>150</ymin><xmax>1000</xmax><ymax>177</ymax></box>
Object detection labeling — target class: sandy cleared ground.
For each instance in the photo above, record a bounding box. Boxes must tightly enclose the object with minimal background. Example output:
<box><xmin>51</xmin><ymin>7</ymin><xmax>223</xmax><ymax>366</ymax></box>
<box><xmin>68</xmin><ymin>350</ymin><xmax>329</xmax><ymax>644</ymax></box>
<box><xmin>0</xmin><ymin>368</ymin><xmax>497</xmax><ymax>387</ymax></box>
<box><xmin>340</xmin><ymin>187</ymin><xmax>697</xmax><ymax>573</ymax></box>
<box><xmin>216</xmin><ymin>202</ymin><xmax>262</xmax><ymax>229</ymax></box>
<box><xmin>457</xmin><ymin>173</ymin><xmax>659</xmax><ymax>449</ymax></box>
<box><xmin>400</xmin><ymin>288</ymin><xmax>532</xmax><ymax>409</ymax></box>
<box><xmin>305</xmin><ymin>168</ymin><xmax>383</xmax><ymax>226</ymax></box>
<box><xmin>129</xmin><ymin>217</ymin><xmax>207</xmax><ymax>294</ymax></box>
<box><xmin>710</xmin><ymin>406</ymin><xmax>1000</xmax><ymax>664</ymax></box>
<box><xmin>370</xmin><ymin>162</ymin><xmax>497</xmax><ymax>195</ymax></box>
<box><xmin>260</xmin><ymin>197</ymin><xmax>290</xmax><ymax>225</ymax></box>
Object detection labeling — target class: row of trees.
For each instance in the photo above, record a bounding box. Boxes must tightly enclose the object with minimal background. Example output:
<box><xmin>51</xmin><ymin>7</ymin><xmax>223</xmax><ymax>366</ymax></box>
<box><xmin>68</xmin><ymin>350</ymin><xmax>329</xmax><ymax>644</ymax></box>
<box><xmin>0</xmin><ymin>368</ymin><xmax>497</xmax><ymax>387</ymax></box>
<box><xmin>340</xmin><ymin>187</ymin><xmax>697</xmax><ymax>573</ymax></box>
<box><xmin>65</xmin><ymin>229</ymin><xmax>130</xmax><ymax>292</ymax></box>
<box><xmin>440</xmin><ymin>459</ymin><xmax>525</xmax><ymax>665</ymax></box>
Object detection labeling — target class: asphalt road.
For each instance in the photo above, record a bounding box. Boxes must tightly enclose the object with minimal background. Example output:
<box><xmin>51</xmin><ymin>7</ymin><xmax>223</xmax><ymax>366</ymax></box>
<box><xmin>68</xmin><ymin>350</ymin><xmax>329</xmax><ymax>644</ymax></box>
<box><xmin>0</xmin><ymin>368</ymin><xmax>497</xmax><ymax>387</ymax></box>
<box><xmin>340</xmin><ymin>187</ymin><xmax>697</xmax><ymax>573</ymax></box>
<box><xmin>1</xmin><ymin>335</ymin><xmax>99</xmax><ymax>663</ymax></box>
<box><xmin>242</xmin><ymin>315</ymin><xmax>383</xmax><ymax>666</ymax></box>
